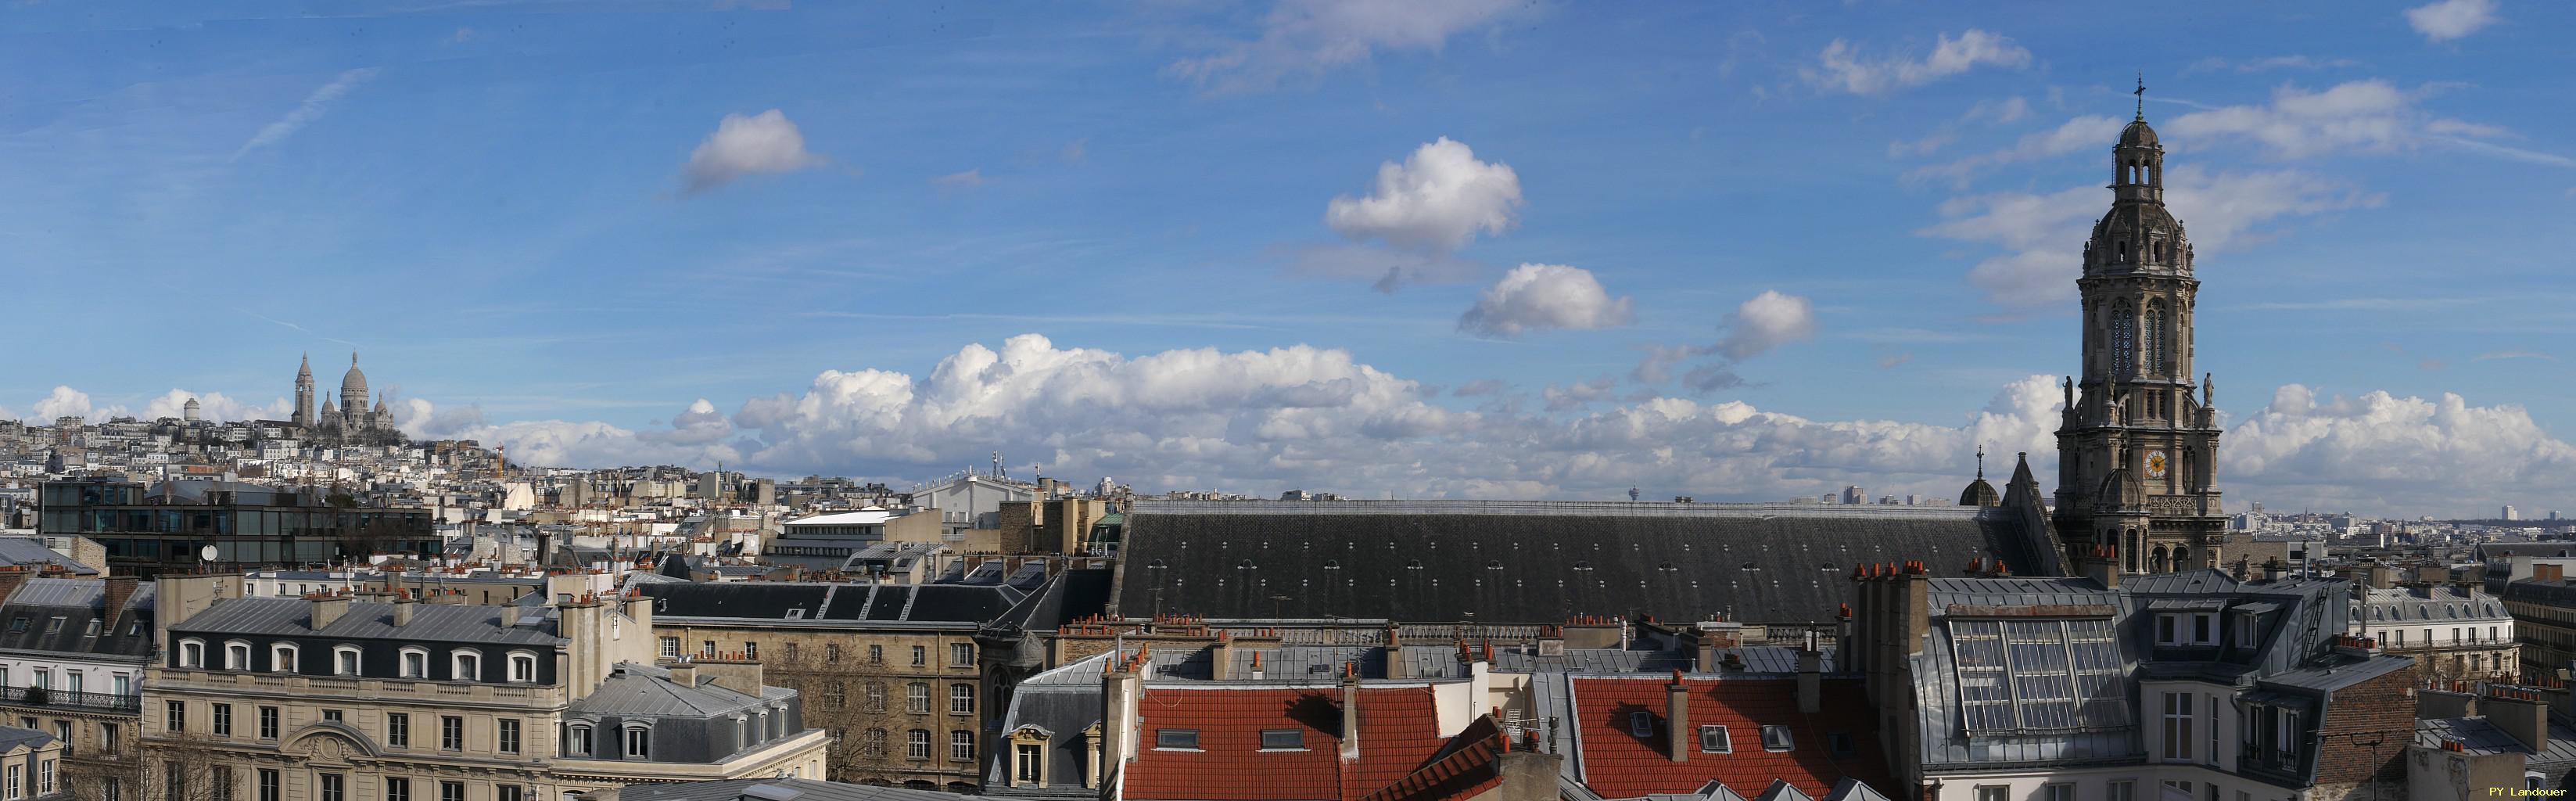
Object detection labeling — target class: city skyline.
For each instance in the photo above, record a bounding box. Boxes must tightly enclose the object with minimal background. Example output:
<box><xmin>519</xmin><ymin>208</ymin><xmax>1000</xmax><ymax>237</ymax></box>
<box><xmin>5</xmin><ymin>2</ymin><xmax>2572</xmax><ymax>516</ymax></box>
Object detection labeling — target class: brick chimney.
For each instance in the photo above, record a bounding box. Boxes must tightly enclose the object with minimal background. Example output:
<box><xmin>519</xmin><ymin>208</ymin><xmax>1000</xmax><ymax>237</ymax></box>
<box><xmin>1339</xmin><ymin>666</ymin><xmax>1362</xmax><ymax>760</ymax></box>
<box><xmin>2487</xmin><ymin>688</ymin><xmax>2550</xmax><ymax>752</ymax></box>
<box><xmin>500</xmin><ymin>605</ymin><xmax>520</xmax><ymax>627</ymax></box>
<box><xmin>1796</xmin><ymin>638</ymin><xmax>1824</xmax><ymax>715</ymax></box>
<box><xmin>102</xmin><ymin>576</ymin><xmax>138</xmax><ymax>623</ymax></box>
<box><xmin>1664</xmin><ymin>670</ymin><xmax>1689</xmax><ymax>763</ymax></box>
<box><xmin>392</xmin><ymin>594</ymin><xmax>417</xmax><ymax>627</ymax></box>
<box><xmin>0</xmin><ymin>566</ymin><xmax>31</xmax><ymax>605</ymax></box>
<box><xmin>692</xmin><ymin>653</ymin><xmax>766</xmax><ymax>695</ymax></box>
<box><xmin>309</xmin><ymin>591</ymin><xmax>352</xmax><ymax>630</ymax></box>
<box><xmin>1210</xmin><ymin>633</ymin><xmax>1236</xmax><ymax>681</ymax></box>
<box><xmin>2080</xmin><ymin>544</ymin><xmax>2120</xmax><ymax>589</ymax></box>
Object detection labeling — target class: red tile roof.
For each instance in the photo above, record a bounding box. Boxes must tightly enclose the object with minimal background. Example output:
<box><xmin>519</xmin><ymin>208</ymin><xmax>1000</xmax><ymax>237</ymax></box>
<box><xmin>1357</xmin><ymin>717</ymin><xmax>1508</xmax><ymax>801</ymax></box>
<box><xmin>1568</xmin><ymin>676</ymin><xmax>1893</xmax><ymax>798</ymax></box>
<box><xmin>1123</xmin><ymin>684</ymin><xmax>1458</xmax><ymax>801</ymax></box>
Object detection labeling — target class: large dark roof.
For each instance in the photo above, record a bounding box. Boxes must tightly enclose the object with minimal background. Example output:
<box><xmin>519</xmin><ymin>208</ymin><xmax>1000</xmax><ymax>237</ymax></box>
<box><xmin>0</xmin><ymin>578</ymin><xmax>155</xmax><ymax>659</ymax></box>
<box><xmin>168</xmin><ymin>597</ymin><xmax>566</xmax><ymax>645</ymax></box>
<box><xmin>1111</xmin><ymin>501</ymin><xmax>2050</xmax><ymax>624</ymax></box>
<box><xmin>637</xmin><ymin>581</ymin><xmax>1028</xmax><ymax>624</ymax></box>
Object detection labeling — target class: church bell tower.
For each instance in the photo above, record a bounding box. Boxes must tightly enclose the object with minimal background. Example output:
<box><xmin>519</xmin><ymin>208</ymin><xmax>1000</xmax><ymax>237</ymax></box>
<box><xmin>2054</xmin><ymin>80</ymin><xmax>2226</xmax><ymax>574</ymax></box>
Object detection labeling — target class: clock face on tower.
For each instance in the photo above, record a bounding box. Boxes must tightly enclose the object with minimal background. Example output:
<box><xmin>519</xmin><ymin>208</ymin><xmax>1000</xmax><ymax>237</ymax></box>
<box><xmin>2146</xmin><ymin>450</ymin><xmax>2169</xmax><ymax>480</ymax></box>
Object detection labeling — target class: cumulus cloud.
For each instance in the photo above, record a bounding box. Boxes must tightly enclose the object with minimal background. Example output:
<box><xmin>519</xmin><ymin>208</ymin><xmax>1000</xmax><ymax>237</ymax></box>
<box><xmin>2226</xmin><ymin>385</ymin><xmax>2576</xmax><ymax>514</ymax></box>
<box><xmin>1634</xmin><ymin>290</ymin><xmax>1817</xmax><ymax>390</ymax></box>
<box><xmin>1326</xmin><ymin>137</ymin><xmax>1523</xmax><ymax>253</ymax></box>
<box><xmin>2405</xmin><ymin>0</ymin><xmax>2500</xmax><ymax>41</ymax></box>
<box><xmin>1921</xmin><ymin>167</ymin><xmax>2382</xmax><ymax>307</ymax></box>
<box><xmin>141</xmin><ymin>390</ymin><xmax>292</xmax><ymax>423</ymax></box>
<box><xmin>1169</xmin><ymin>0</ymin><xmax>1526</xmax><ymax>94</ymax></box>
<box><xmin>235</xmin><ymin>68</ymin><xmax>379</xmax><ymax>159</ymax></box>
<box><xmin>1804</xmin><ymin>29</ymin><xmax>2030</xmax><ymax>96</ymax></box>
<box><xmin>30</xmin><ymin>386</ymin><xmax>94</xmax><ymax>420</ymax></box>
<box><xmin>1457</xmin><ymin>264</ymin><xmax>1634</xmax><ymax>338</ymax></box>
<box><xmin>681</xmin><ymin>110</ymin><xmax>827</xmax><ymax>193</ymax></box>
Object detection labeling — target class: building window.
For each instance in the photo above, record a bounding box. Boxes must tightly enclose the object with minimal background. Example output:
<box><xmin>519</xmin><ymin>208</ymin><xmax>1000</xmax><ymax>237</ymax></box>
<box><xmin>224</xmin><ymin>641</ymin><xmax>250</xmax><ymax>670</ymax></box>
<box><xmin>951</xmin><ymin>730</ymin><xmax>974</xmax><ymax>762</ymax></box>
<box><xmin>701</xmin><ymin>641</ymin><xmax>716</xmax><ymax>658</ymax></box>
<box><xmin>912</xmin><ymin>645</ymin><xmax>927</xmax><ymax>666</ymax></box>
<box><xmin>388</xmin><ymin>713</ymin><xmax>407</xmax><ymax>747</ymax></box>
<box><xmin>950</xmin><ymin>683</ymin><xmax>974</xmax><ymax>714</ymax></box>
<box><xmin>743</xmin><ymin>641</ymin><xmax>758</xmax><ymax>659</ymax></box>
<box><xmin>1760</xmin><ymin>724</ymin><xmax>1794</xmax><ymax>752</ymax></box>
<box><xmin>567</xmin><ymin>724</ymin><xmax>593</xmax><ymax>756</ymax></box>
<box><xmin>1974</xmin><ymin>788</ymin><xmax>2007</xmax><ymax>801</ymax></box>
<box><xmin>907</xmin><ymin>682</ymin><xmax>931</xmax><ymax>714</ymax></box>
<box><xmin>1015</xmin><ymin>743</ymin><xmax>1042</xmax><ymax>781</ymax></box>
<box><xmin>2156</xmin><ymin>613</ymin><xmax>2218</xmax><ymax>646</ymax></box>
<box><xmin>826</xmin><ymin>645</ymin><xmax>841</xmax><ymax>663</ymax></box>
<box><xmin>34</xmin><ymin>761</ymin><xmax>48</xmax><ymax>797</ymax></box>
<box><xmin>863</xmin><ymin>682</ymin><xmax>888</xmax><ymax>713</ymax></box>
<box><xmin>165</xmin><ymin>701</ymin><xmax>184</xmax><ymax>733</ymax></box>
<box><xmin>868</xmin><ymin>645</ymin><xmax>883</xmax><ymax>663</ymax></box>
<box><xmin>386</xmin><ymin>778</ymin><xmax>409</xmax><ymax>801</ymax></box>
<box><xmin>861</xmin><ymin>728</ymin><xmax>888</xmax><ymax>758</ymax></box>
<box><xmin>508</xmin><ymin>653</ymin><xmax>536</xmax><ymax>683</ymax></box>
<box><xmin>497</xmin><ymin>787</ymin><xmax>523</xmax><ymax>801</ymax></box>
<box><xmin>209</xmin><ymin>767</ymin><xmax>229</xmax><ymax>801</ymax></box>
<box><xmin>451</xmin><ymin>652</ymin><xmax>481</xmax><ymax>681</ymax></box>
<box><xmin>99</xmin><ymin>722</ymin><xmax>118</xmax><ymax>753</ymax></box>
<box><xmin>1154</xmin><ymin>729</ymin><xmax>1199</xmax><ymax>750</ymax></box>
<box><xmin>260</xmin><ymin>706</ymin><xmax>279</xmax><ymax>739</ymax></box>
<box><xmin>2162</xmin><ymin>691</ymin><xmax>2194</xmax><ymax>760</ymax></box>
<box><xmin>499</xmin><ymin>719</ymin><xmax>521</xmax><ymax>754</ymax></box>
<box><xmin>1261</xmin><ymin>729</ymin><xmax>1305</xmax><ymax>750</ymax></box>
<box><xmin>783</xmin><ymin>643</ymin><xmax>798</xmax><ymax>661</ymax></box>
<box><xmin>6</xmin><ymin>763</ymin><xmax>18</xmax><ymax>801</ymax></box>
<box><xmin>259</xmin><ymin>770</ymin><xmax>280</xmax><ymax>801</ymax></box>
<box><xmin>400</xmin><ymin>648</ymin><xmax>429</xmax><ymax>677</ymax></box>
<box><xmin>270</xmin><ymin>643</ymin><xmax>299</xmax><ymax>673</ymax></box>
<box><xmin>318</xmin><ymin>774</ymin><xmax>344</xmax><ymax>801</ymax></box>
<box><xmin>335</xmin><ymin>646</ymin><xmax>363</xmax><ymax>675</ymax></box>
<box><xmin>951</xmin><ymin>643</ymin><xmax>974</xmax><ymax>666</ymax></box>
<box><xmin>441</xmin><ymin>716</ymin><xmax>464</xmax><ymax>751</ymax></box>
<box><xmin>624</xmin><ymin>726</ymin><xmax>651</xmax><ymax>759</ymax></box>
<box><xmin>1950</xmin><ymin>618</ymin><xmax>2130</xmax><ymax>732</ymax></box>
<box><xmin>213</xmin><ymin>703</ymin><xmax>233</xmax><ymax>737</ymax></box>
<box><xmin>181</xmin><ymin>639</ymin><xmax>206</xmax><ymax>668</ymax></box>
<box><xmin>907</xmin><ymin>729</ymin><xmax>931</xmax><ymax>760</ymax></box>
<box><xmin>2043</xmin><ymin>784</ymin><xmax>2073</xmax><ymax>801</ymax></box>
<box><xmin>439</xmin><ymin>782</ymin><xmax>463</xmax><ymax>801</ymax></box>
<box><xmin>655</xmin><ymin>636</ymin><xmax>682</xmax><ymax>659</ymax></box>
<box><xmin>1699</xmin><ymin>725</ymin><xmax>1731</xmax><ymax>753</ymax></box>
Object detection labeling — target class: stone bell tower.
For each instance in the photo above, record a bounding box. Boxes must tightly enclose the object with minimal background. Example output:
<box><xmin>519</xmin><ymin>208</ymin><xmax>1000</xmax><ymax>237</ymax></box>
<box><xmin>2054</xmin><ymin>79</ymin><xmax>2226</xmax><ymax>574</ymax></box>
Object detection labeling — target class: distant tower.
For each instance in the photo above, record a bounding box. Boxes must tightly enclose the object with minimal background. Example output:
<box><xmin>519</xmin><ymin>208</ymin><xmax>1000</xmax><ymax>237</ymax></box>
<box><xmin>182</xmin><ymin>397</ymin><xmax>201</xmax><ymax>422</ymax></box>
<box><xmin>2053</xmin><ymin>77</ymin><xmax>2226</xmax><ymax>575</ymax></box>
<box><xmin>294</xmin><ymin>354</ymin><xmax>316</xmax><ymax>428</ymax></box>
<box><xmin>339</xmin><ymin>353</ymin><xmax>369</xmax><ymax>430</ymax></box>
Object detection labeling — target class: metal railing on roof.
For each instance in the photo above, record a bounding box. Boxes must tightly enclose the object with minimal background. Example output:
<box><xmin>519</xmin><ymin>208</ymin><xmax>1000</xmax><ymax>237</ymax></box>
<box><xmin>0</xmin><ymin>687</ymin><xmax>141</xmax><ymax>713</ymax></box>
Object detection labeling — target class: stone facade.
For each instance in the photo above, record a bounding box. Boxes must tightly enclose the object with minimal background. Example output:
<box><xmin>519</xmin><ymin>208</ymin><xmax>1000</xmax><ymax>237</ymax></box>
<box><xmin>645</xmin><ymin>622</ymin><xmax>988</xmax><ymax>792</ymax></box>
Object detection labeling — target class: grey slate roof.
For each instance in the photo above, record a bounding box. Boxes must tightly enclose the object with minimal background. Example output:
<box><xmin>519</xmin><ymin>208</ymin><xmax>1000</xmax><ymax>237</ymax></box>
<box><xmin>0</xmin><ymin>578</ymin><xmax>156</xmax><ymax>659</ymax></box>
<box><xmin>611</xmin><ymin>777</ymin><xmax>969</xmax><ymax>801</ymax></box>
<box><xmin>0</xmin><ymin>538</ymin><xmax>95</xmax><ymax>574</ymax></box>
<box><xmin>1114</xmin><ymin>501</ymin><xmax>2052</xmax><ymax>624</ymax></box>
<box><xmin>569</xmin><ymin>663</ymin><xmax>776</xmax><ymax>718</ymax></box>
<box><xmin>168</xmin><ymin>597</ymin><xmax>567</xmax><ymax>645</ymax></box>
<box><xmin>637</xmin><ymin>582</ymin><xmax>1027</xmax><ymax>624</ymax></box>
<box><xmin>2419</xmin><ymin>716</ymin><xmax>2576</xmax><ymax>771</ymax></box>
<box><xmin>0</xmin><ymin>726</ymin><xmax>56</xmax><ymax>752</ymax></box>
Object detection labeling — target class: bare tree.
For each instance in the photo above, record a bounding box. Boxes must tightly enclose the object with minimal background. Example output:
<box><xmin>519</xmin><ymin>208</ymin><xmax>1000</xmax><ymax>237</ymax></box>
<box><xmin>134</xmin><ymin>742</ymin><xmax>235</xmax><ymax>801</ymax></box>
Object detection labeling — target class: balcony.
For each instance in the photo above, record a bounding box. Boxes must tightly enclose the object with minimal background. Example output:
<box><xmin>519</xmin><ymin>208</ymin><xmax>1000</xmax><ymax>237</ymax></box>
<box><xmin>0</xmin><ymin>686</ymin><xmax>142</xmax><ymax>713</ymax></box>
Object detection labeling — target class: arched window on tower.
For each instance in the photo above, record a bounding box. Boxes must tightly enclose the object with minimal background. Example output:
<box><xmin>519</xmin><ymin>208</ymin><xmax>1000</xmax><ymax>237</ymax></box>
<box><xmin>2144</xmin><ymin>300</ymin><xmax>2166</xmax><ymax>375</ymax></box>
<box><xmin>2111</xmin><ymin>303</ymin><xmax>2136</xmax><ymax>376</ymax></box>
<box><xmin>2183</xmin><ymin>450</ymin><xmax>2199</xmax><ymax>490</ymax></box>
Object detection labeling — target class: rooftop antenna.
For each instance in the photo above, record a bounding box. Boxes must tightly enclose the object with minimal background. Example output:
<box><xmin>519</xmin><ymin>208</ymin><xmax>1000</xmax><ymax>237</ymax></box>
<box><xmin>992</xmin><ymin>451</ymin><xmax>1004</xmax><ymax>479</ymax></box>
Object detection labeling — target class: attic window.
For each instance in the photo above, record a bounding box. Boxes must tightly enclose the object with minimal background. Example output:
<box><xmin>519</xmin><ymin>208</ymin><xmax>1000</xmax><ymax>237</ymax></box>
<box><xmin>1258</xmin><ymin>730</ymin><xmax>1304</xmax><ymax>750</ymax></box>
<box><xmin>1658</xmin><ymin>562</ymin><xmax>1677</xmax><ymax>572</ymax></box>
<box><xmin>1699</xmin><ymin>726</ymin><xmax>1731</xmax><ymax>753</ymax></box>
<box><xmin>1741</xmin><ymin>562</ymin><xmax>1760</xmax><ymax>571</ymax></box>
<box><xmin>6</xmin><ymin>616</ymin><xmax>23</xmax><ymax>633</ymax></box>
<box><xmin>1154</xmin><ymin>729</ymin><xmax>1200</xmax><ymax>750</ymax></box>
<box><xmin>1760</xmin><ymin>725</ymin><xmax>1795</xmax><ymax>752</ymax></box>
<box><xmin>786</xmin><ymin>609</ymin><xmax>807</xmax><ymax>620</ymax></box>
<box><xmin>83</xmin><ymin>620</ymin><xmax>99</xmax><ymax>638</ymax></box>
<box><xmin>1236</xmin><ymin>560</ymin><xmax>1254</xmax><ymax>569</ymax></box>
<box><xmin>1628</xmin><ymin>712</ymin><xmax>1654</xmax><ymax>738</ymax></box>
<box><xmin>1573</xmin><ymin>562</ymin><xmax>1593</xmax><ymax>571</ymax></box>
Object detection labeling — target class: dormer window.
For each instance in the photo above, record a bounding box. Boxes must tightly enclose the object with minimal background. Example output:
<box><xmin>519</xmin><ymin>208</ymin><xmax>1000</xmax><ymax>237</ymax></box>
<box><xmin>400</xmin><ymin>648</ymin><xmax>429</xmax><ymax>678</ymax></box>
<box><xmin>451</xmin><ymin>651</ymin><xmax>482</xmax><ymax>681</ymax></box>
<box><xmin>225</xmin><ymin>641</ymin><xmax>252</xmax><ymax>670</ymax></box>
<box><xmin>1628</xmin><ymin>711</ymin><xmax>1654</xmax><ymax>738</ymax></box>
<box><xmin>566</xmin><ymin>724</ymin><xmax>594</xmax><ymax>756</ymax></box>
<box><xmin>1760</xmin><ymin>724</ymin><xmax>1795</xmax><ymax>752</ymax></box>
<box><xmin>178</xmin><ymin>639</ymin><xmax>206</xmax><ymax>668</ymax></box>
<box><xmin>270</xmin><ymin>643</ymin><xmax>300</xmax><ymax>673</ymax></box>
<box><xmin>2233</xmin><ymin>613</ymin><xmax>2260</xmax><ymax>649</ymax></box>
<box><xmin>508</xmin><ymin>652</ymin><xmax>537</xmax><ymax>683</ymax></box>
<box><xmin>1699</xmin><ymin>725</ymin><xmax>1731</xmax><ymax>753</ymax></box>
<box><xmin>2155</xmin><ymin>612</ymin><xmax>2217</xmax><ymax>647</ymax></box>
<box><xmin>623</xmin><ymin>725</ymin><xmax>651</xmax><ymax>759</ymax></box>
<box><xmin>333</xmin><ymin>645</ymin><xmax>363</xmax><ymax>676</ymax></box>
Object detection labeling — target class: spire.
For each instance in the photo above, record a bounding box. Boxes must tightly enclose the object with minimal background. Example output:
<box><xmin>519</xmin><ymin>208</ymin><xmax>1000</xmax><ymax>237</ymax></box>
<box><xmin>298</xmin><ymin>353</ymin><xmax>312</xmax><ymax>378</ymax></box>
<box><xmin>1975</xmin><ymin>444</ymin><xmax>1986</xmax><ymax>480</ymax></box>
<box><xmin>2134</xmin><ymin>71</ymin><xmax>2147</xmax><ymax>121</ymax></box>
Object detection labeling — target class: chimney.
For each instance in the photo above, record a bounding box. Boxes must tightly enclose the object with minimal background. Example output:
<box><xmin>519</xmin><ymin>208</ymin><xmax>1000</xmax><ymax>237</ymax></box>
<box><xmin>1339</xmin><ymin>667</ymin><xmax>1362</xmax><ymax>760</ymax></box>
<box><xmin>2487</xmin><ymin>689</ymin><xmax>2550</xmax><ymax>752</ymax></box>
<box><xmin>1210</xmin><ymin>633</ymin><xmax>1236</xmax><ymax>681</ymax></box>
<box><xmin>693</xmin><ymin>654</ymin><xmax>765</xmax><ymax>695</ymax></box>
<box><xmin>2081</xmin><ymin>544</ymin><xmax>2120</xmax><ymax>589</ymax></box>
<box><xmin>310</xmin><ymin>592</ymin><xmax>352</xmax><ymax>630</ymax></box>
<box><xmin>1102</xmin><ymin>656</ymin><xmax>1144</xmax><ymax>768</ymax></box>
<box><xmin>2366</xmin><ymin>565</ymin><xmax>2397</xmax><ymax>589</ymax></box>
<box><xmin>2262</xmin><ymin>559</ymin><xmax>2284</xmax><ymax>582</ymax></box>
<box><xmin>666</xmin><ymin>660</ymin><xmax>698</xmax><ymax>688</ymax></box>
<box><xmin>1664</xmin><ymin>670</ymin><xmax>1689</xmax><ymax>763</ymax></box>
<box><xmin>500</xmin><ymin>605</ymin><xmax>520</xmax><ymax>627</ymax></box>
<box><xmin>1796</xmin><ymin>642</ymin><xmax>1824</xmax><ymax>715</ymax></box>
<box><xmin>0</xmin><ymin>566</ymin><xmax>30</xmax><ymax>605</ymax></box>
<box><xmin>1383</xmin><ymin>640</ymin><xmax>1409</xmax><ymax>680</ymax></box>
<box><xmin>622</xmin><ymin>588</ymin><xmax>655</xmax><ymax>629</ymax></box>
<box><xmin>392</xmin><ymin>594</ymin><xmax>417</xmax><ymax>627</ymax></box>
<box><xmin>102</xmin><ymin>576</ymin><xmax>138</xmax><ymax>623</ymax></box>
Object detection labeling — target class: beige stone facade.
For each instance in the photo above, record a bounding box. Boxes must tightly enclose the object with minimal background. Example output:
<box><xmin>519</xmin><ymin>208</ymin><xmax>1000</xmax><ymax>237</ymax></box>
<box><xmin>645</xmin><ymin>620</ymin><xmax>986</xmax><ymax>791</ymax></box>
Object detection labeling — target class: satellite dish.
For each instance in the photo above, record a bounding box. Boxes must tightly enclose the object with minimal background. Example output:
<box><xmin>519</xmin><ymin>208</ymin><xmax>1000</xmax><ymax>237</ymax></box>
<box><xmin>199</xmin><ymin>545</ymin><xmax>218</xmax><ymax>562</ymax></box>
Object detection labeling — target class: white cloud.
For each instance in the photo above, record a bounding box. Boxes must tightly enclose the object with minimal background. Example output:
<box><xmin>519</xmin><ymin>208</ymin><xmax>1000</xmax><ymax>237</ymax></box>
<box><xmin>1453</xmin><ymin>379</ymin><xmax>1508</xmax><ymax>397</ymax></box>
<box><xmin>931</xmin><ymin>169</ymin><xmax>987</xmax><ymax>189</ymax></box>
<box><xmin>1907</xmin><ymin>115</ymin><xmax>2126</xmax><ymax>185</ymax></box>
<box><xmin>141</xmin><ymin>390</ymin><xmax>292</xmax><ymax>423</ymax></box>
<box><xmin>2185</xmin><ymin>55</ymin><xmax>2360</xmax><ymax>74</ymax></box>
<box><xmin>1804</xmin><ymin>29</ymin><xmax>2030</xmax><ymax>96</ymax></box>
<box><xmin>1921</xmin><ymin>167</ymin><xmax>2381</xmax><ymax>307</ymax></box>
<box><xmin>1541</xmin><ymin>375</ymin><xmax>1619</xmax><ymax>411</ymax></box>
<box><xmin>1457</xmin><ymin>264</ymin><xmax>1634</xmax><ymax>338</ymax></box>
<box><xmin>1326</xmin><ymin>137</ymin><xmax>1523</xmax><ymax>253</ymax></box>
<box><xmin>235</xmin><ymin>68</ymin><xmax>379</xmax><ymax>159</ymax></box>
<box><xmin>1965</xmin><ymin>96</ymin><xmax>2030</xmax><ymax>124</ymax></box>
<box><xmin>2166</xmin><ymin>80</ymin><xmax>2554</xmax><ymax>165</ymax></box>
<box><xmin>2406</xmin><ymin>0</ymin><xmax>2500</xmax><ymax>41</ymax></box>
<box><xmin>1168</xmin><ymin>0</ymin><xmax>1526</xmax><ymax>94</ymax></box>
<box><xmin>1713</xmin><ymin>290</ymin><xmax>1818</xmax><ymax>360</ymax></box>
<box><xmin>30</xmin><ymin>386</ymin><xmax>94</xmax><ymax>420</ymax></box>
<box><xmin>2226</xmin><ymin>385</ymin><xmax>2576</xmax><ymax>513</ymax></box>
<box><xmin>682</xmin><ymin>110</ymin><xmax>827</xmax><ymax>193</ymax></box>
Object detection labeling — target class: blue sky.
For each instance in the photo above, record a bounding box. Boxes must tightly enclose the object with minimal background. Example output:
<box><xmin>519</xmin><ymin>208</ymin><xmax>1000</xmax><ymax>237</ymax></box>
<box><xmin>5</xmin><ymin>0</ymin><xmax>2571</xmax><ymax>515</ymax></box>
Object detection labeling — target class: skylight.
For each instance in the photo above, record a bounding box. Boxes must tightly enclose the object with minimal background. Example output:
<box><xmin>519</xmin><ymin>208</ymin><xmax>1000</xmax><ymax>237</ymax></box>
<box><xmin>1951</xmin><ymin>618</ymin><xmax>2129</xmax><ymax>734</ymax></box>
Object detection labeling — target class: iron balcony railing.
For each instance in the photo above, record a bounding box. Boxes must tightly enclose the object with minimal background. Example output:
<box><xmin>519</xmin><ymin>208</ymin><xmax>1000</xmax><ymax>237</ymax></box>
<box><xmin>0</xmin><ymin>686</ymin><xmax>143</xmax><ymax>713</ymax></box>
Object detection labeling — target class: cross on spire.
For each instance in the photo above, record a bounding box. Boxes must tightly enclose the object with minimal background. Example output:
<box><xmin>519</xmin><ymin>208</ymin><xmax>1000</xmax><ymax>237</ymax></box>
<box><xmin>2134</xmin><ymin>72</ymin><xmax>2147</xmax><ymax>121</ymax></box>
